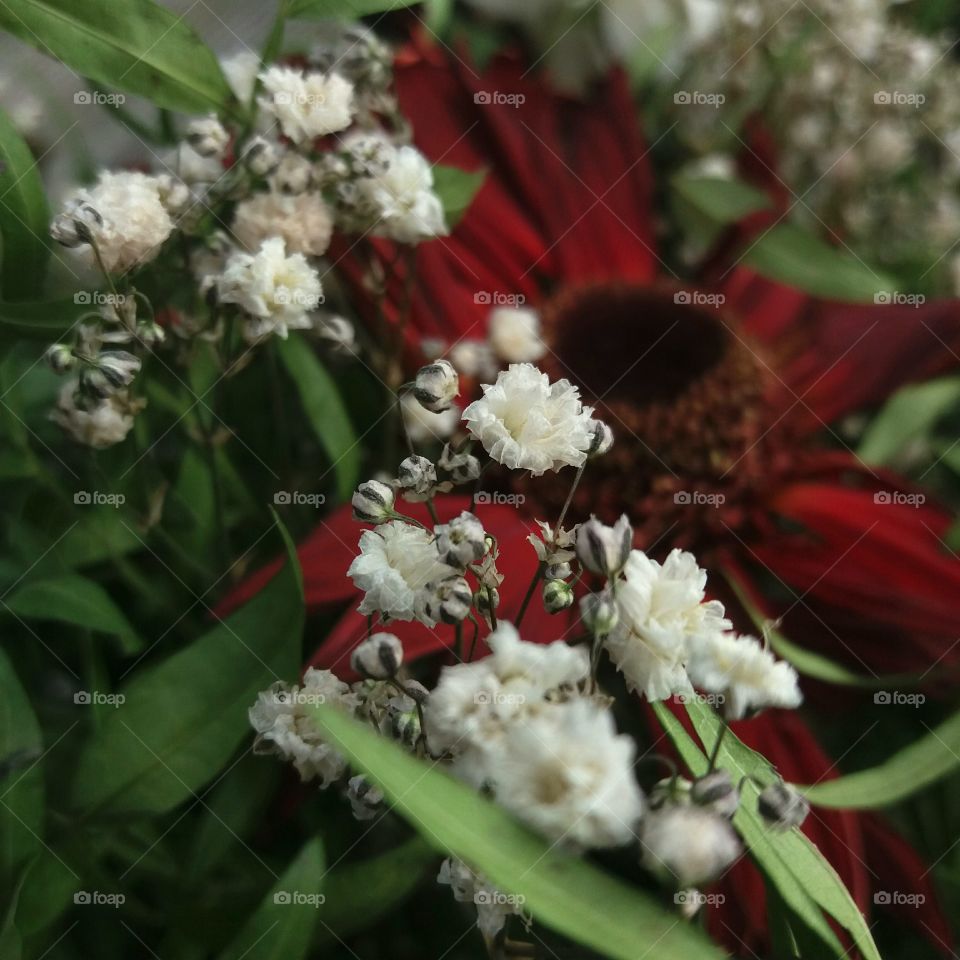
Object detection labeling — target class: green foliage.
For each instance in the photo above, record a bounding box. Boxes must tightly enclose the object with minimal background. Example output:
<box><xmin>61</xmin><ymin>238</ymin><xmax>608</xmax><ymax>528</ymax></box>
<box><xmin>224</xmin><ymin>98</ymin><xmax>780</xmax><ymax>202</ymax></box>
<box><xmin>432</xmin><ymin>164</ymin><xmax>486</xmax><ymax>228</ymax></box>
<box><xmin>287</xmin><ymin>0</ymin><xmax>421</xmax><ymax>18</ymax></box>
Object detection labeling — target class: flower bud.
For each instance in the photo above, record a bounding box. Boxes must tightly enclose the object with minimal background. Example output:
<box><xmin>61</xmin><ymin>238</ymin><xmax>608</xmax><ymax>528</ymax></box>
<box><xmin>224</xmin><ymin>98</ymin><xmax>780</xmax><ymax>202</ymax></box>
<box><xmin>351</xmin><ymin>479</ymin><xmax>395</xmax><ymax>523</ymax></box>
<box><xmin>351</xmin><ymin>631</ymin><xmax>403</xmax><ymax>680</ymax></box>
<box><xmin>186</xmin><ymin>115</ymin><xmax>230</xmax><ymax>158</ymax></box>
<box><xmin>475</xmin><ymin>586</ymin><xmax>500</xmax><ymax>616</ymax></box>
<box><xmin>243</xmin><ymin>136</ymin><xmax>281</xmax><ymax>177</ymax></box>
<box><xmin>346</xmin><ymin>774</ymin><xmax>384</xmax><ymax>821</ymax></box>
<box><xmin>413</xmin><ymin>360</ymin><xmax>459</xmax><ymax>413</ymax></box>
<box><xmin>315</xmin><ymin>314</ymin><xmax>356</xmax><ymax>355</ymax></box>
<box><xmin>640</xmin><ymin>805</ymin><xmax>742</xmax><ymax>888</ymax></box>
<box><xmin>545</xmin><ymin>561</ymin><xmax>572</xmax><ymax>581</ymax></box>
<box><xmin>579</xmin><ymin>590</ymin><xmax>619</xmax><ymax>636</ymax></box>
<box><xmin>587</xmin><ymin>418</ymin><xmax>613</xmax><ymax>457</ymax></box>
<box><xmin>396</xmin><ymin>455</ymin><xmax>437</xmax><ymax>503</ymax></box>
<box><xmin>50</xmin><ymin>200</ymin><xmax>102</xmax><ymax>248</ymax></box>
<box><xmin>438</xmin><ymin>444</ymin><xmax>480</xmax><ymax>484</ymax></box>
<box><xmin>416</xmin><ymin>575</ymin><xmax>472</xmax><ymax>625</ymax></box>
<box><xmin>270</xmin><ymin>152</ymin><xmax>315</xmax><ymax>195</ymax></box>
<box><xmin>575</xmin><ymin>514</ymin><xmax>632</xmax><ymax>578</ymax></box>
<box><xmin>82</xmin><ymin>351</ymin><xmax>141</xmax><ymax>398</ymax></box>
<box><xmin>691</xmin><ymin>769</ymin><xmax>740</xmax><ymax>819</ymax></box>
<box><xmin>757</xmin><ymin>781</ymin><xmax>809</xmax><ymax>831</ymax></box>
<box><xmin>435</xmin><ymin>511</ymin><xmax>486</xmax><ymax>568</ymax></box>
<box><xmin>44</xmin><ymin>343</ymin><xmax>75</xmax><ymax>375</ymax></box>
<box><xmin>136</xmin><ymin>321</ymin><xmax>166</xmax><ymax>347</ymax></box>
<box><xmin>542</xmin><ymin>579</ymin><xmax>574</xmax><ymax>614</ymax></box>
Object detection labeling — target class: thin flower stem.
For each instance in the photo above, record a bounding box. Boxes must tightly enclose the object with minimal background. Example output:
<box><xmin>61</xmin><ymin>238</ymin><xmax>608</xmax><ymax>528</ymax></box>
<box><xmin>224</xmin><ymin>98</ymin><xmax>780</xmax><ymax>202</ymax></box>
<box><xmin>706</xmin><ymin>718</ymin><xmax>729</xmax><ymax>773</ymax></box>
<box><xmin>554</xmin><ymin>461</ymin><xmax>586</xmax><ymax>534</ymax></box>
<box><xmin>467</xmin><ymin>615</ymin><xmax>480</xmax><ymax>661</ymax></box>
<box><xmin>455</xmin><ymin>622</ymin><xmax>464</xmax><ymax>662</ymax></box>
<box><xmin>514</xmin><ymin>561</ymin><xmax>544</xmax><ymax>628</ymax></box>
<box><xmin>486</xmin><ymin>585</ymin><xmax>498</xmax><ymax>630</ymax></box>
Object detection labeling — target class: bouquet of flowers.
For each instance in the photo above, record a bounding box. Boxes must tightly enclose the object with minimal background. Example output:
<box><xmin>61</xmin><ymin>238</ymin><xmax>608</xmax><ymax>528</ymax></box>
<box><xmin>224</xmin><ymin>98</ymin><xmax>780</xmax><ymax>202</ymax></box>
<box><xmin>0</xmin><ymin>1</ymin><xmax>959</xmax><ymax>959</ymax></box>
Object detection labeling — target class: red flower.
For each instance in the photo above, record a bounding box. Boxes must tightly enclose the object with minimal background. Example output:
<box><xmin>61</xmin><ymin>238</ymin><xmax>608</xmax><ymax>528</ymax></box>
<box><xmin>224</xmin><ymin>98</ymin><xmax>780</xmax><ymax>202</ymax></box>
<box><xmin>226</xmin><ymin>37</ymin><xmax>959</xmax><ymax>955</ymax></box>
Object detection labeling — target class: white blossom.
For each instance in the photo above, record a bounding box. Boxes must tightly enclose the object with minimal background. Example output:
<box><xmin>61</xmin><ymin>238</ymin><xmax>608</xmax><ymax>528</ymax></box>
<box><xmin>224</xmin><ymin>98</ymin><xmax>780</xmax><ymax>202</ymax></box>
<box><xmin>640</xmin><ymin>805</ymin><xmax>742</xmax><ymax>887</ymax></box>
<box><xmin>462</xmin><ymin>363</ymin><xmax>595</xmax><ymax>475</ymax></box>
<box><xmin>434</xmin><ymin>511</ymin><xmax>486</xmax><ymax>568</ymax></box>
<box><xmin>258</xmin><ymin>66</ymin><xmax>355</xmax><ymax>142</ymax></box>
<box><xmin>347</xmin><ymin>520</ymin><xmax>455</xmax><ymax>621</ymax></box>
<box><xmin>52</xmin><ymin>381</ymin><xmax>141</xmax><ymax>448</ymax></box>
<box><xmin>488</xmin><ymin>306</ymin><xmax>546</xmax><ymax>363</ymax></box>
<box><xmin>231</xmin><ymin>191</ymin><xmax>334</xmax><ymax>256</ymax></box>
<box><xmin>401</xmin><ymin>393</ymin><xmax>460</xmax><ymax>443</ymax></box>
<box><xmin>351</xmin><ymin>632</ymin><xmax>403</xmax><ymax>680</ymax></box>
<box><xmin>438</xmin><ymin>859</ymin><xmax>524</xmax><ymax>940</ymax></box>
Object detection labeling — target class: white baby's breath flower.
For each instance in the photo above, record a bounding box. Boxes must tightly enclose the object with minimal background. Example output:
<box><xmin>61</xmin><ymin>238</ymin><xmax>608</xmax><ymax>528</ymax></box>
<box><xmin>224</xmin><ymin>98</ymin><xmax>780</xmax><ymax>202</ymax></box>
<box><xmin>249</xmin><ymin>668</ymin><xmax>359</xmax><ymax>785</ymax></box>
<box><xmin>438</xmin><ymin>858</ymin><xmax>524</xmax><ymax>940</ymax></box>
<box><xmin>488</xmin><ymin>306</ymin><xmax>546</xmax><ymax>363</ymax></box>
<box><xmin>462</xmin><ymin>363</ymin><xmax>594</xmax><ymax>475</ymax></box>
<box><xmin>185</xmin><ymin>114</ymin><xmax>229</xmax><ymax>159</ymax></box>
<box><xmin>231</xmin><ymin>191</ymin><xmax>334</xmax><ymax>256</ymax></box>
<box><xmin>434</xmin><ymin>511</ymin><xmax>486</xmax><ymax>568</ymax></box>
<box><xmin>640</xmin><ymin>805</ymin><xmax>742</xmax><ymax>887</ymax></box>
<box><xmin>604</xmin><ymin>549</ymin><xmax>730</xmax><ymax>702</ymax></box>
<box><xmin>487</xmin><ymin>698</ymin><xmax>645</xmax><ymax>848</ymax></box>
<box><xmin>686</xmin><ymin>632</ymin><xmax>802</xmax><ymax>720</ymax></box>
<box><xmin>216</xmin><ymin>237</ymin><xmax>322</xmax><ymax>341</ymax></box>
<box><xmin>221</xmin><ymin>49</ymin><xmax>261</xmax><ymax>104</ymax></box>
<box><xmin>52</xmin><ymin>380</ymin><xmax>141</xmax><ymax>448</ymax></box>
<box><xmin>59</xmin><ymin>171</ymin><xmax>174</xmax><ymax>274</ymax></box>
<box><xmin>347</xmin><ymin>520</ymin><xmax>455</xmax><ymax>621</ymax></box>
<box><xmin>259</xmin><ymin>66</ymin><xmax>355</xmax><ymax>142</ymax></box>
<box><xmin>401</xmin><ymin>392</ymin><xmax>460</xmax><ymax>443</ymax></box>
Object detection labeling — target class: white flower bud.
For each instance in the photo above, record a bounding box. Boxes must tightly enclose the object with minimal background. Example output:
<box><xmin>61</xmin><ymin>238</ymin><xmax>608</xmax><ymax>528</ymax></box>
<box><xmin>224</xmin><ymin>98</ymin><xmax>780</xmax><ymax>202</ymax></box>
<box><xmin>346</xmin><ymin>773</ymin><xmax>384</xmax><ymax>821</ymax></box>
<box><xmin>352</xmin><ymin>479</ymin><xmax>396</xmax><ymax>523</ymax></box>
<box><xmin>475</xmin><ymin>586</ymin><xmax>500</xmax><ymax>615</ymax></box>
<box><xmin>186</xmin><ymin>115</ymin><xmax>230</xmax><ymax>158</ymax></box>
<box><xmin>44</xmin><ymin>343</ymin><xmax>75</xmax><ymax>375</ymax></box>
<box><xmin>351</xmin><ymin>631</ymin><xmax>403</xmax><ymax>680</ymax></box>
<box><xmin>438</xmin><ymin>444</ymin><xmax>481</xmax><ymax>484</ymax></box>
<box><xmin>413</xmin><ymin>360</ymin><xmax>459</xmax><ymax>413</ymax></box>
<box><xmin>757</xmin><ymin>781</ymin><xmax>809</xmax><ymax>831</ymax></box>
<box><xmin>396</xmin><ymin>455</ymin><xmax>437</xmax><ymax>502</ymax></box>
<box><xmin>434</xmin><ymin>511</ymin><xmax>486</xmax><ymax>568</ymax></box>
<box><xmin>416</xmin><ymin>575</ymin><xmax>473</xmax><ymax>625</ymax></box>
<box><xmin>50</xmin><ymin>200</ymin><xmax>101</xmax><ymax>248</ymax></box>
<box><xmin>269</xmin><ymin>152</ymin><xmax>315</xmax><ymax>195</ymax></box>
<box><xmin>543</xmin><ymin>579</ymin><xmax>575</xmax><ymax>614</ymax></box>
<box><xmin>136</xmin><ymin>321</ymin><xmax>165</xmax><ymax>347</ymax></box>
<box><xmin>587</xmin><ymin>419</ymin><xmax>613</xmax><ymax>457</ymax></box>
<box><xmin>640</xmin><ymin>805</ymin><xmax>742</xmax><ymax>888</ymax></box>
<box><xmin>315</xmin><ymin>315</ymin><xmax>356</xmax><ymax>355</ymax></box>
<box><xmin>243</xmin><ymin>136</ymin><xmax>281</xmax><ymax>177</ymax></box>
<box><xmin>579</xmin><ymin>590</ymin><xmax>619</xmax><ymax>636</ymax></box>
<box><xmin>575</xmin><ymin>514</ymin><xmax>632</xmax><ymax>578</ymax></box>
<box><xmin>545</xmin><ymin>561</ymin><xmax>572</xmax><ymax>581</ymax></box>
<box><xmin>691</xmin><ymin>769</ymin><xmax>740</xmax><ymax>819</ymax></box>
<box><xmin>83</xmin><ymin>351</ymin><xmax>141</xmax><ymax>398</ymax></box>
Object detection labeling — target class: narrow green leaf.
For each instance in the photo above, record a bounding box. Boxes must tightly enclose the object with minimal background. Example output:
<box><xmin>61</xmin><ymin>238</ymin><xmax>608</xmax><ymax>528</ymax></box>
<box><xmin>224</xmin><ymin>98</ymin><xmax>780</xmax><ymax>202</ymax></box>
<box><xmin>6</xmin><ymin>575</ymin><xmax>141</xmax><ymax>655</ymax></box>
<box><xmin>288</xmin><ymin>0</ymin><xmax>420</xmax><ymax>18</ymax></box>
<box><xmin>217</xmin><ymin>838</ymin><xmax>324</xmax><ymax>960</ymax></box>
<box><xmin>0</xmin><ymin>297</ymin><xmax>87</xmax><ymax>341</ymax></box>
<box><xmin>0</xmin><ymin>650</ymin><xmax>43</xmax><ymax>886</ymax></box>
<box><xmin>741</xmin><ymin>223</ymin><xmax>895</xmax><ymax>303</ymax></box>
<box><xmin>310</xmin><ymin>706</ymin><xmax>723</xmax><ymax>960</ymax></box>
<box><xmin>276</xmin><ymin>336</ymin><xmax>359</xmax><ymax>502</ymax></box>
<box><xmin>0</xmin><ymin>107</ymin><xmax>49</xmax><ymax>301</ymax></box>
<box><xmin>315</xmin><ymin>837</ymin><xmax>434</xmax><ymax>945</ymax></box>
<box><xmin>70</xmin><ymin>517</ymin><xmax>303</xmax><ymax>816</ymax></box>
<box><xmin>803</xmin><ymin>710</ymin><xmax>960</xmax><ymax>809</ymax></box>
<box><xmin>432</xmin><ymin>164</ymin><xmax>485</xmax><ymax>229</ymax></box>
<box><xmin>671</xmin><ymin>175</ymin><xmax>771</xmax><ymax>224</ymax></box>
<box><xmin>654</xmin><ymin>701</ymin><xmax>880</xmax><ymax>960</ymax></box>
<box><xmin>0</xmin><ymin>876</ymin><xmax>23</xmax><ymax>960</ymax></box>
<box><xmin>0</xmin><ymin>0</ymin><xmax>234</xmax><ymax>116</ymax></box>
<box><xmin>858</xmin><ymin>375</ymin><xmax>960</xmax><ymax>465</ymax></box>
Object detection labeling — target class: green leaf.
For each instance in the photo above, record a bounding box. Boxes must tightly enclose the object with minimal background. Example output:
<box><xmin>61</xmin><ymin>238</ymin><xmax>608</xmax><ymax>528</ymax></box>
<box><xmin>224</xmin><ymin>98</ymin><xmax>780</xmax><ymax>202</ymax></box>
<box><xmin>671</xmin><ymin>175</ymin><xmax>771</xmax><ymax>225</ymax></box>
<box><xmin>741</xmin><ymin>223</ymin><xmax>895</xmax><ymax>303</ymax></box>
<box><xmin>0</xmin><ymin>297</ymin><xmax>87</xmax><ymax>342</ymax></box>
<box><xmin>654</xmin><ymin>701</ymin><xmax>880</xmax><ymax>960</ymax></box>
<box><xmin>287</xmin><ymin>0</ymin><xmax>420</xmax><ymax>18</ymax></box>
<box><xmin>315</xmin><ymin>837</ymin><xmax>434</xmax><ymax>945</ymax></box>
<box><xmin>0</xmin><ymin>876</ymin><xmax>23</xmax><ymax>960</ymax></box>
<box><xmin>0</xmin><ymin>650</ymin><xmax>43</xmax><ymax>886</ymax></box>
<box><xmin>432</xmin><ymin>164</ymin><xmax>485</xmax><ymax>229</ymax></box>
<box><xmin>309</xmin><ymin>706</ymin><xmax>723</xmax><ymax>960</ymax></box>
<box><xmin>857</xmin><ymin>375</ymin><xmax>960</xmax><ymax>465</ymax></box>
<box><xmin>276</xmin><ymin>336</ymin><xmax>359</xmax><ymax>502</ymax></box>
<box><xmin>0</xmin><ymin>107</ymin><xmax>49</xmax><ymax>301</ymax></box>
<box><xmin>217</xmin><ymin>838</ymin><xmax>324</xmax><ymax>960</ymax></box>
<box><xmin>803</xmin><ymin>709</ymin><xmax>960</xmax><ymax>809</ymax></box>
<box><xmin>0</xmin><ymin>0</ymin><xmax>234</xmax><ymax>116</ymax></box>
<box><xmin>6</xmin><ymin>575</ymin><xmax>141</xmax><ymax>655</ymax></box>
<box><xmin>70</xmin><ymin>516</ymin><xmax>303</xmax><ymax>816</ymax></box>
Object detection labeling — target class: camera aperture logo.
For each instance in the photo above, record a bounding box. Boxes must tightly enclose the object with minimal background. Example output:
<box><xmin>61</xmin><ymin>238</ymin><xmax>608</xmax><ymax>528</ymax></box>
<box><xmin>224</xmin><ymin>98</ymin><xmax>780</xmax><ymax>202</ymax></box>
<box><xmin>273</xmin><ymin>890</ymin><xmax>326</xmax><ymax>907</ymax></box>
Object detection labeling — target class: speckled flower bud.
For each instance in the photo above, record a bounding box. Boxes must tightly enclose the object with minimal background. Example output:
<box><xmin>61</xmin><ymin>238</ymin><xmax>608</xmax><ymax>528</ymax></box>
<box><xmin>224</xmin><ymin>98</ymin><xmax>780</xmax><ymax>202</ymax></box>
<box><xmin>579</xmin><ymin>590</ymin><xmax>619</xmax><ymax>636</ymax></box>
<box><xmin>242</xmin><ymin>136</ymin><xmax>281</xmax><ymax>177</ymax></box>
<box><xmin>438</xmin><ymin>444</ymin><xmax>481</xmax><ymax>484</ymax></box>
<box><xmin>543</xmin><ymin>579</ymin><xmax>575</xmax><ymax>614</ymax></box>
<box><xmin>545</xmin><ymin>561</ymin><xmax>572</xmax><ymax>581</ymax></box>
<box><xmin>416</xmin><ymin>575</ymin><xmax>472</xmax><ymax>625</ymax></box>
<box><xmin>396</xmin><ymin>455</ymin><xmax>437</xmax><ymax>503</ymax></box>
<box><xmin>44</xmin><ymin>343</ymin><xmax>75</xmax><ymax>375</ymax></box>
<box><xmin>346</xmin><ymin>774</ymin><xmax>384</xmax><ymax>821</ymax></box>
<box><xmin>575</xmin><ymin>514</ymin><xmax>632</xmax><ymax>578</ymax></box>
<box><xmin>435</xmin><ymin>511</ymin><xmax>486</xmax><ymax>568</ymax></box>
<box><xmin>351</xmin><ymin>632</ymin><xmax>403</xmax><ymax>680</ymax></box>
<box><xmin>186</xmin><ymin>115</ymin><xmax>230</xmax><ymax>158</ymax></box>
<box><xmin>757</xmin><ymin>781</ymin><xmax>809</xmax><ymax>831</ymax></box>
<box><xmin>413</xmin><ymin>360</ymin><xmax>459</xmax><ymax>413</ymax></box>
<box><xmin>691</xmin><ymin>769</ymin><xmax>740</xmax><ymax>819</ymax></box>
<box><xmin>587</xmin><ymin>418</ymin><xmax>613</xmax><ymax>457</ymax></box>
<box><xmin>351</xmin><ymin>479</ymin><xmax>395</xmax><ymax>523</ymax></box>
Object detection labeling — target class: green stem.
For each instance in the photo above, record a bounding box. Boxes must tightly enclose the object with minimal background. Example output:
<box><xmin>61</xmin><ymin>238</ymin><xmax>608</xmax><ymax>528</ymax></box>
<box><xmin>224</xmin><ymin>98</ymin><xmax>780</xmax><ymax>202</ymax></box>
<box><xmin>514</xmin><ymin>561</ymin><xmax>544</xmax><ymax>628</ymax></box>
<box><xmin>706</xmin><ymin>718</ymin><xmax>729</xmax><ymax>773</ymax></box>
